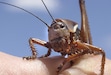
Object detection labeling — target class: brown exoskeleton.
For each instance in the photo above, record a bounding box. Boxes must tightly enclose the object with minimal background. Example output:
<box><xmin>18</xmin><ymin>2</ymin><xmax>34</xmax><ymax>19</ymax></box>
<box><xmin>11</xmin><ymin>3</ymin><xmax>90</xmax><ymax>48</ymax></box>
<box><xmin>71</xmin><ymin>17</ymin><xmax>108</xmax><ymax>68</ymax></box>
<box><xmin>0</xmin><ymin>0</ymin><xmax>105</xmax><ymax>75</ymax></box>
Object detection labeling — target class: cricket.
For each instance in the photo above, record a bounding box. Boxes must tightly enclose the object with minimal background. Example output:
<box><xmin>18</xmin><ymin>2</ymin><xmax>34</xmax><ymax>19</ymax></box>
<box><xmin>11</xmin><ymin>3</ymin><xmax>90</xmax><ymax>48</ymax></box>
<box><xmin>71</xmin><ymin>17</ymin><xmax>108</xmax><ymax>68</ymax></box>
<box><xmin>0</xmin><ymin>0</ymin><xmax>105</xmax><ymax>75</ymax></box>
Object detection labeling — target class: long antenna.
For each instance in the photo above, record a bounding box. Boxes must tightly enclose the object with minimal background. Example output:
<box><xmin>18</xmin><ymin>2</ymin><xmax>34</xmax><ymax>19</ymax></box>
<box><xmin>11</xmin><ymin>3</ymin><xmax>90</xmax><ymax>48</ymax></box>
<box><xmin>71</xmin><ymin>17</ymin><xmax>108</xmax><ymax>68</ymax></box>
<box><xmin>41</xmin><ymin>0</ymin><xmax>55</xmax><ymax>22</ymax></box>
<box><xmin>0</xmin><ymin>1</ymin><xmax>50</xmax><ymax>28</ymax></box>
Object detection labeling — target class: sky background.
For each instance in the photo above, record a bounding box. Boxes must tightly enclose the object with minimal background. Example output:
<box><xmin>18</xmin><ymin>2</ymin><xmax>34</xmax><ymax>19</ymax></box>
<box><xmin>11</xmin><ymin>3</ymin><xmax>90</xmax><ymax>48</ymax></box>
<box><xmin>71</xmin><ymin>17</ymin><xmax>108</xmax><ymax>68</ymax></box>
<box><xmin>0</xmin><ymin>0</ymin><xmax>111</xmax><ymax>59</ymax></box>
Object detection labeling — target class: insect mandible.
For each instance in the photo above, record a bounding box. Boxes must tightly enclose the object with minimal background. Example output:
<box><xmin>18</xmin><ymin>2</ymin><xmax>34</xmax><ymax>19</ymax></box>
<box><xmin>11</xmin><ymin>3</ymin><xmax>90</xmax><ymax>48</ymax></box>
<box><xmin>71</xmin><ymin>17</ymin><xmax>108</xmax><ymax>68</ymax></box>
<box><xmin>0</xmin><ymin>0</ymin><xmax>105</xmax><ymax>75</ymax></box>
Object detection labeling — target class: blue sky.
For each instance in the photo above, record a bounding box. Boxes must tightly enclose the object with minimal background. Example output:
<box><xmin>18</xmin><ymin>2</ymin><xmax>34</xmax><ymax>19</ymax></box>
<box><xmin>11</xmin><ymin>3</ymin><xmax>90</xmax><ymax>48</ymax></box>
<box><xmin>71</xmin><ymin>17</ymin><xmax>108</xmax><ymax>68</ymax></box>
<box><xmin>0</xmin><ymin>0</ymin><xmax>111</xmax><ymax>59</ymax></box>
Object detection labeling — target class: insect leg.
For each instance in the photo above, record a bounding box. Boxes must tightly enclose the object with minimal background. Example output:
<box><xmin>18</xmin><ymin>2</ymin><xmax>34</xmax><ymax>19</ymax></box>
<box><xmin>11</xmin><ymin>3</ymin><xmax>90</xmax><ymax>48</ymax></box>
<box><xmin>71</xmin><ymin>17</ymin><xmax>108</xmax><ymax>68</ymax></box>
<box><xmin>79</xmin><ymin>0</ymin><xmax>92</xmax><ymax>44</ymax></box>
<box><xmin>84</xmin><ymin>43</ymin><xmax>105</xmax><ymax>75</ymax></box>
<box><xmin>57</xmin><ymin>53</ymin><xmax>87</xmax><ymax>73</ymax></box>
<box><xmin>23</xmin><ymin>38</ymin><xmax>51</xmax><ymax>60</ymax></box>
<box><xmin>58</xmin><ymin>41</ymin><xmax>105</xmax><ymax>75</ymax></box>
<box><xmin>57</xmin><ymin>41</ymin><xmax>90</xmax><ymax>72</ymax></box>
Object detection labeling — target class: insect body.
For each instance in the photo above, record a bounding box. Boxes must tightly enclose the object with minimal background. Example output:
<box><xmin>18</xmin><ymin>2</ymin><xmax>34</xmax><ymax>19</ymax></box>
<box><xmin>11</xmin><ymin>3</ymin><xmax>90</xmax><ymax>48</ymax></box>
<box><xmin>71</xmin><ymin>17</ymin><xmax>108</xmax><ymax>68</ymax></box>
<box><xmin>0</xmin><ymin>0</ymin><xmax>105</xmax><ymax>75</ymax></box>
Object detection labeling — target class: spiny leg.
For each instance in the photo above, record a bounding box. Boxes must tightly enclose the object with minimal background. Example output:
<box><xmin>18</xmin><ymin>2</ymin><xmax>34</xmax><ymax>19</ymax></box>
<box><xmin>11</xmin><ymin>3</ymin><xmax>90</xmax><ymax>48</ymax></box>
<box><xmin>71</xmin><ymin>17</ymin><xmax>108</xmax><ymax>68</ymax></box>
<box><xmin>58</xmin><ymin>41</ymin><xmax>105</xmax><ymax>75</ymax></box>
<box><xmin>84</xmin><ymin>43</ymin><xmax>105</xmax><ymax>75</ymax></box>
<box><xmin>23</xmin><ymin>38</ymin><xmax>49</xmax><ymax>60</ymax></box>
<box><xmin>57</xmin><ymin>40</ymin><xmax>90</xmax><ymax>72</ymax></box>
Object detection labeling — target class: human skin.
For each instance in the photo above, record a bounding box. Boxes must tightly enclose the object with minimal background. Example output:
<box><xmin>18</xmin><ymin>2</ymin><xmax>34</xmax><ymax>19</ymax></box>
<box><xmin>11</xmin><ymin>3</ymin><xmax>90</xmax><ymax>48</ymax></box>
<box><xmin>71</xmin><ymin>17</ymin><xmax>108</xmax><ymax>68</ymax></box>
<box><xmin>0</xmin><ymin>52</ymin><xmax>111</xmax><ymax>75</ymax></box>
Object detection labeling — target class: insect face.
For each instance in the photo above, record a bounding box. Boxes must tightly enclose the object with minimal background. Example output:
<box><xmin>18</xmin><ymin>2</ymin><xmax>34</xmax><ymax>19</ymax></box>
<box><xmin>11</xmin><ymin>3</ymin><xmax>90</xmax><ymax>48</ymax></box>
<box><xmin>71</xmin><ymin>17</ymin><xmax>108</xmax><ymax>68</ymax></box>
<box><xmin>48</xmin><ymin>19</ymin><xmax>81</xmax><ymax>54</ymax></box>
<box><xmin>48</xmin><ymin>19</ymin><xmax>78</xmax><ymax>42</ymax></box>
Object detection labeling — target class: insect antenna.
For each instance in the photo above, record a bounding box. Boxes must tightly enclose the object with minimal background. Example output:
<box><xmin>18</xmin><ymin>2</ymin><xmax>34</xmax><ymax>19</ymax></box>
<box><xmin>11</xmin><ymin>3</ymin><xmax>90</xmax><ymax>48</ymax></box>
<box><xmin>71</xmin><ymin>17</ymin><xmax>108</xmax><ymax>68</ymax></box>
<box><xmin>41</xmin><ymin>0</ymin><xmax>56</xmax><ymax>23</ymax></box>
<box><xmin>0</xmin><ymin>1</ymin><xmax>50</xmax><ymax>28</ymax></box>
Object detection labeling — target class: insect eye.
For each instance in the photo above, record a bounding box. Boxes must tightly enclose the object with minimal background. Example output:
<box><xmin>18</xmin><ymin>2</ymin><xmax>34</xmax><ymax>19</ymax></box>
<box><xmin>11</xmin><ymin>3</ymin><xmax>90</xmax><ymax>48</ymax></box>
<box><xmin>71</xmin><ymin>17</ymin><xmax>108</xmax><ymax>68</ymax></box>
<box><xmin>60</xmin><ymin>24</ymin><xmax>65</xmax><ymax>28</ymax></box>
<box><xmin>52</xmin><ymin>22</ymin><xmax>66</xmax><ymax>30</ymax></box>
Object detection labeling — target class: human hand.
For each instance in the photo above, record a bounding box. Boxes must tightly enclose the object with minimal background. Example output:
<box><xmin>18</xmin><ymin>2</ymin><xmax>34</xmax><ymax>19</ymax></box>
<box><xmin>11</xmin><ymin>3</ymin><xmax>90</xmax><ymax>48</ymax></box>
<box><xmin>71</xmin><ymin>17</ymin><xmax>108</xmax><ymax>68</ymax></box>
<box><xmin>0</xmin><ymin>52</ymin><xmax>111</xmax><ymax>75</ymax></box>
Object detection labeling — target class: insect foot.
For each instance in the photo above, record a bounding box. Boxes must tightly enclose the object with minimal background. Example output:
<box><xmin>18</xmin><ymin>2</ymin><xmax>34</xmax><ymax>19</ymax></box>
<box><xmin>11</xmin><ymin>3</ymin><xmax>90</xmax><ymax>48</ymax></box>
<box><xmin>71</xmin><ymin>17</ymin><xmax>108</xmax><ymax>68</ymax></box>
<box><xmin>23</xmin><ymin>55</ymin><xmax>37</xmax><ymax>60</ymax></box>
